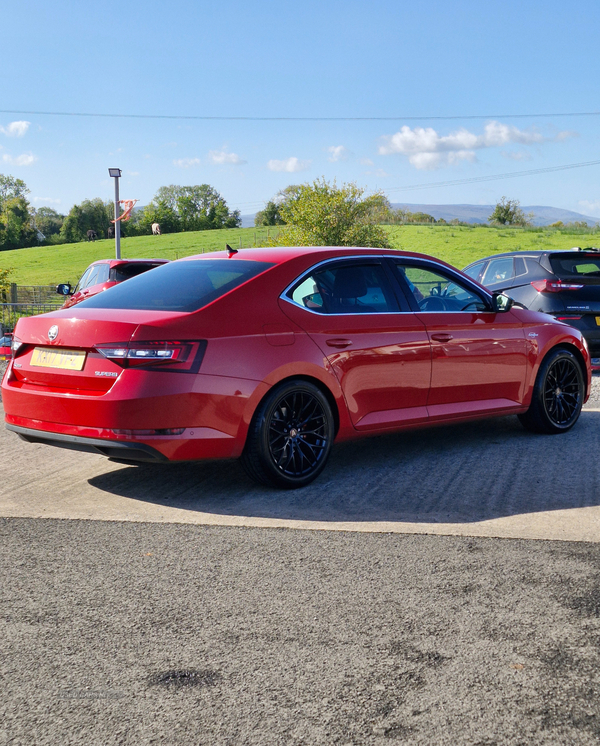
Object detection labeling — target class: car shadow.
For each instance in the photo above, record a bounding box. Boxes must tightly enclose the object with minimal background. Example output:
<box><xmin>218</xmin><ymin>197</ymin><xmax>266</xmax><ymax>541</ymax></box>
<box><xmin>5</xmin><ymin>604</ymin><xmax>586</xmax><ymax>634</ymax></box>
<box><xmin>88</xmin><ymin>411</ymin><xmax>600</xmax><ymax>524</ymax></box>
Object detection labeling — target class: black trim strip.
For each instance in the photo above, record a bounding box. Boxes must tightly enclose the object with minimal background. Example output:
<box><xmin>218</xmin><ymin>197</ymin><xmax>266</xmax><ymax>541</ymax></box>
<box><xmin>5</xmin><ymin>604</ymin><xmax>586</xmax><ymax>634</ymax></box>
<box><xmin>5</xmin><ymin>424</ymin><xmax>168</xmax><ymax>462</ymax></box>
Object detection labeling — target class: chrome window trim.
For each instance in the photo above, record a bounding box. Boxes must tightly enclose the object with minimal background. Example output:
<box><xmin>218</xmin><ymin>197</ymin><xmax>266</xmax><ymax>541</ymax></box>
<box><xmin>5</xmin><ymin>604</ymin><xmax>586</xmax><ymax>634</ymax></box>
<box><xmin>280</xmin><ymin>254</ymin><xmax>496</xmax><ymax>316</ymax></box>
<box><xmin>280</xmin><ymin>255</ymin><xmax>407</xmax><ymax>316</ymax></box>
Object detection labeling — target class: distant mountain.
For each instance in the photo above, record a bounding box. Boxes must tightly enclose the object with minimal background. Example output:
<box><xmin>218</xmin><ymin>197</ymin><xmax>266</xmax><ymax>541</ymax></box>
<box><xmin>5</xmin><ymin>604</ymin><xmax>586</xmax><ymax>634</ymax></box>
<box><xmin>390</xmin><ymin>203</ymin><xmax>600</xmax><ymax>227</ymax></box>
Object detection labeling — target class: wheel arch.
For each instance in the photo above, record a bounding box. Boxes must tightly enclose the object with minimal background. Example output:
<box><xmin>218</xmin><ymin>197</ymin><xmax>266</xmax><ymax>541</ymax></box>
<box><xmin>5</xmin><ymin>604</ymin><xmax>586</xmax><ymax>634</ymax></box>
<box><xmin>546</xmin><ymin>342</ymin><xmax>589</xmax><ymax>399</ymax></box>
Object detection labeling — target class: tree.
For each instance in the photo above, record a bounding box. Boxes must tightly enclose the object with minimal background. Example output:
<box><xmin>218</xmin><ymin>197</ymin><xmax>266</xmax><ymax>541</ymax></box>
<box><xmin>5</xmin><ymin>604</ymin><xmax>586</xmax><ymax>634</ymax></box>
<box><xmin>59</xmin><ymin>198</ymin><xmax>113</xmax><ymax>243</ymax></box>
<box><xmin>0</xmin><ymin>174</ymin><xmax>29</xmax><ymax>208</ymax></box>
<box><xmin>489</xmin><ymin>197</ymin><xmax>531</xmax><ymax>226</ymax></box>
<box><xmin>254</xmin><ymin>185</ymin><xmax>301</xmax><ymax>226</ymax></box>
<box><xmin>33</xmin><ymin>207</ymin><xmax>64</xmax><ymax>237</ymax></box>
<box><xmin>277</xmin><ymin>178</ymin><xmax>391</xmax><ymax>248</ymax></box>
<box><xmin>0</xmin><ymin>196</ymin><xmax>37</xmax><ymax>250</ymax></box>
<box><xmin>145</xmin><ymin>184</ymin><xmax>241</xmax><ymax>232</ymax></box>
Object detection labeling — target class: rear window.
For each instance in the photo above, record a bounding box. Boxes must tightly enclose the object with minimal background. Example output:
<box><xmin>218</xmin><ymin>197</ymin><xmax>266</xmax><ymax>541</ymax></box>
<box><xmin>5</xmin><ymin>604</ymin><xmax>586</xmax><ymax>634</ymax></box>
<box><xmin>78</xmin><ymin>259</ymin><xmax>274</xmax><ymax>312</ymax></box>
<box><xmin>550</xmin><ymin>254</ymin><xmax>600</xmax><ymax>278</ymax></box>
<box><xmin>110</xmin><ymin>263</ymin><xmax>166</xmax><ymax>282</ymax></box>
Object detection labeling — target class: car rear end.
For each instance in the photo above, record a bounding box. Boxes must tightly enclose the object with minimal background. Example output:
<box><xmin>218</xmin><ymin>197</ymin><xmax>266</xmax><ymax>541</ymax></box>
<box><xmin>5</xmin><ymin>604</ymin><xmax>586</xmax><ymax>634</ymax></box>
<box><xmin>533</xmin><ymin>251</ymin><xmax>600</xmax><ymax>368</ymax></box>
<box><xmin>2</xmin><ymin>256</ymin><xmax>277</xmax><ymax>463</ymax></box>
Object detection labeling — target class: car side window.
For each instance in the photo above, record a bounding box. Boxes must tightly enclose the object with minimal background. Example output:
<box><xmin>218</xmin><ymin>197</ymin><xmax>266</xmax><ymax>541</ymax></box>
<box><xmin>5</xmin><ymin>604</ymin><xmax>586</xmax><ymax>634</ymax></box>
<box><xmin>463</xmin><ymin>261</ymin><xmax>486</xmax><ymax>282</ymax></box>
<box><xmin>394</xmin><ymin>262</ymin><xmax>489</xmax><ymax>312</ymax></box>
<box><xmin>74</xmin><ymin>267</ymin><xmax>92</xmax><ymax>293</ymax></box>
<box><xmin>82</xmin><ymin>266</ymin><xmax>101</xmax><ymax>289</ymax></box>
<box><xmin>481</xmin><ymin>258</ymin><xmax>515</xmax><ymax>286</ymax></box>
<box><xmin>289</xmin><ymin>262</ymin><xmax>398</xmax><ymax>314</ymax></box>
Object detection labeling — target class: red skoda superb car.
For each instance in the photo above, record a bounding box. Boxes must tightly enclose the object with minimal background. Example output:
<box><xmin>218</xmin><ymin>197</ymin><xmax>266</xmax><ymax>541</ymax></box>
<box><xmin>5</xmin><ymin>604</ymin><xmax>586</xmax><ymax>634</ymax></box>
<box><xmin>2</xmin><ymin>247</ymin><xmax>592</xmax><ymax>488</ymax></box>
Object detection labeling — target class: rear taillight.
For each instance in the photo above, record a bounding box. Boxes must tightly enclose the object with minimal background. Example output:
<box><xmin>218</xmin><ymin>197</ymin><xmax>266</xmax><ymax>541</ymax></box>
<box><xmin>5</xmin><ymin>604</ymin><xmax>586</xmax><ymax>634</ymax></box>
<box><xmin>556</xmin><ymin>316</ymin><xmax>582</xmax><ymax>321</ymax></box>
<box><xmin>95</xmin><ymin>340</ymin><xmax>206</xmax><ymax>373</ymax></box>
<box><xmin>10</xmin><ymin>336</ymin><xmax>23</xmax><ymax>357</ymax></box>
<box><xmin>531</xmin><ymin>279</ymin><xmax>584</xmax><ymax>293</ymax></box>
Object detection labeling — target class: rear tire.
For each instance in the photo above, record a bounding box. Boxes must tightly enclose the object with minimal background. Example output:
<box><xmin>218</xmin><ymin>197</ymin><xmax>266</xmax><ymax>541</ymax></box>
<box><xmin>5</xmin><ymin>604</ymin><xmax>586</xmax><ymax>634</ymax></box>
<box><xmin>241</xmin><ymin>380</ymin><xmax>334</xmax><ymax>489</ymax></box>
<box><xmin>518</xmin><ymin>348</ymin><xmax>584</xmax><ymax>434</ymax></box>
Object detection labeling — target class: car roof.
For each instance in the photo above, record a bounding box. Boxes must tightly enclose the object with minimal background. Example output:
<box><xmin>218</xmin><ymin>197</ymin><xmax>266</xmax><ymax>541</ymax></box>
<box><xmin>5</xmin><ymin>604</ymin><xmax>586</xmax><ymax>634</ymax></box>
<box><xmin>465</xmin><ymin>248</ymin><xmax>600</xmax><ymax>264</ymax></box>
<box><xmin>90</xmin><ymin>258</ymin><xmax>169</xmax><ymax>267</ymax></box>
<box><xmin>177</xmin><ymin>246</ymin><xmax>457</xmax><ymax>269</ymax></box>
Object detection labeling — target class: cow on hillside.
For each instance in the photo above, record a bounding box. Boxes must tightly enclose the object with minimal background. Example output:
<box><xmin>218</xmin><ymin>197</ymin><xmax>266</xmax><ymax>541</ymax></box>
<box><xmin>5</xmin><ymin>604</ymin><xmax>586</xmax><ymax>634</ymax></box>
<box><xmin>152</xmin><ymin>223</ymin><xmax>161</xmax><ymax>235</ymax></box>
<box><xmin>87</xmin><ymin>230</ymin><xmax>97</xmax><ymax>241</ymax></box>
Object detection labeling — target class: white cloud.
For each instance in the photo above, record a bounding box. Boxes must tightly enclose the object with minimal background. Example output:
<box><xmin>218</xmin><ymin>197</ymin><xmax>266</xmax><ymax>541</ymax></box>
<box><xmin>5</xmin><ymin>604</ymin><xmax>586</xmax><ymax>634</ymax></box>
<box><xmin>208</xmin><ymin>149</ymin><xmax>247</xmax><ymax>165</ymax></box>
<box><xmin>267</xmin><ymin>156</ymin><xmax>311</xmax><ymax>173</ymax></box>
<box><xmin>33</xmin><ymin>196</ymin><xmax>61</xmax><ymax>205</ymax></box>
<box><xmin>360</xmin><ymin>157</ymin><xmax>374</xmax><ymax>166</ymax></box>
<box><xmin>379</xmin><ymin>121</ymin><xmax>575</xmax><ymax>170</ymax></box>
<box><xmin>0</xmin><ymin>121</ymin><xmax>30</xmax><ymax>137</ymax></box>
<box><xmin>173</xmin><ymin>157</ymin><xmax>201</xmax><ymax>168</ymax></box>
<box><xmin>327</xmin><ymin>145</ymin><xmax>349</xmax><ymax>162</ymax></box>
<box><xmin>2</xmin><ymin>152</ymin><xmax>37</xmax><ymax>166</ymax></box>
<box><xmin>579</xmin><ymin>200</ymin><xmax>600</xmax><ymax>215</ymax></box>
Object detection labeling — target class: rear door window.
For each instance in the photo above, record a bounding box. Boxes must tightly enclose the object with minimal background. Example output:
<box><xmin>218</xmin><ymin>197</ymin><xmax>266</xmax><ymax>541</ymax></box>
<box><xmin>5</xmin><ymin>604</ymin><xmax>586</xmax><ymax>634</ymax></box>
<box><xmin>288</xmin><ymin>261</ymin><xmax>399</xmax><ymax>314</ymax></box>
<box><xmin>481</xmin><ymin>258</ymin><xmax>515</xmax><ymax>286</ymax></box>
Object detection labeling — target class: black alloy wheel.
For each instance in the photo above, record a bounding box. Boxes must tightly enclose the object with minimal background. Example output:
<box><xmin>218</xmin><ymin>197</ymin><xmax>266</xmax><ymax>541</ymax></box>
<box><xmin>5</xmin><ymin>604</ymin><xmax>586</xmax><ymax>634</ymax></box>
<box><xmin>519</xmin><ymin>348</ymin><xmax>584</xmax><ymax>434</ymax></box>
<box><xmin>241</xmin><ymin>380</ymin><xmax>335</xmax><ymax>488</ymax></box>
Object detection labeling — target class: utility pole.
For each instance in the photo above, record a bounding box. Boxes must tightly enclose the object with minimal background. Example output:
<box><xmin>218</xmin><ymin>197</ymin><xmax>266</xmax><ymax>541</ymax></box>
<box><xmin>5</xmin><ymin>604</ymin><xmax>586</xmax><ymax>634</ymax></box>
<box><xmin>108</xmin><ymin>168</ymin><xmax>122</xmax><ymax>259</ymax></box>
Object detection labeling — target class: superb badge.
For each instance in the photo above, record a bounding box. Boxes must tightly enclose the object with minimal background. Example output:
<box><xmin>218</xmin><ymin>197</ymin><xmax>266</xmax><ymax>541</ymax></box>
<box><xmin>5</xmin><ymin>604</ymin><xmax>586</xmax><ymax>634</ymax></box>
<box><xmin>48</xmin><ymin>325</ymin><xmax>59</xmax><ymax>341</ymax></box>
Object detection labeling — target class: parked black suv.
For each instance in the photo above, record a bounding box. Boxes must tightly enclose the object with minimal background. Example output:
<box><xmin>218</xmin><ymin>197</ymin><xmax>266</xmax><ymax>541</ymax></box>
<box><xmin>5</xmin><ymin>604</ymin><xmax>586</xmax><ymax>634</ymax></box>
<box><xmin>463</xmin><ymin>248</ymin><xmax>600</xmax><ymax>367</ymax></box>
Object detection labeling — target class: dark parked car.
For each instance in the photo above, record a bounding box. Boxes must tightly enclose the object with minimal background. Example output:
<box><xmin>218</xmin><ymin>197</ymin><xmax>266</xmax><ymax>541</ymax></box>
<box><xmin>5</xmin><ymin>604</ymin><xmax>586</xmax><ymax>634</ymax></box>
<box><xmin>463</xmin><ymin>248</ymin><xmax>600</xmax><ymax>368</ymax></box>
<box><xmin>57</xmin><ymin>258</ymin><xmax>169</xmax><ymax>309</ymax></box>
<box><xmin>0</xmin><ymin>334</ymin><xmax>12</xmax><ymax>361</ymax></box>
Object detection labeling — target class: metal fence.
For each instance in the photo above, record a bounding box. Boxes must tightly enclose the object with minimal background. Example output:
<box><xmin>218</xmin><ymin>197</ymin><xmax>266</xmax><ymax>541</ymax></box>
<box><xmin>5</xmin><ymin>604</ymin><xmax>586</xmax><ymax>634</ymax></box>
<box><xmin>2</xmin><ymin>283</ymin><xmax>63</xmax><ymax>305</ymax></box>
<box><xmin>0</xmin><ymin>303</ymin><xmax>62</xmax><ymax>334</ymax></box>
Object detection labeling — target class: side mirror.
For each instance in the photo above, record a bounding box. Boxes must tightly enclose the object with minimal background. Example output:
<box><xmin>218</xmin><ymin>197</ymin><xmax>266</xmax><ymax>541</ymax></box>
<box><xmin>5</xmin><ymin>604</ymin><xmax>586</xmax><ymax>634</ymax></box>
<box><xmin>56</xmin><ymin>283</ymin><xmax>72</xmax><ymax>296</ymax></box>
<box><xmin>493</xmin><ymin>292</ymin><xmax>514</xmax><ymax>312</ymax></box>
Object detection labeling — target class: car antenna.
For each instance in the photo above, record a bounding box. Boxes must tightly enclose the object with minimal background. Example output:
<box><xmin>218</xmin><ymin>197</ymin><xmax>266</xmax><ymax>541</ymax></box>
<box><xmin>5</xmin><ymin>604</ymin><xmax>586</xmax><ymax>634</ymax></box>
<box><xmin>226</xmin><ymin>244</ymin><xmax>238</xmax><ymax>257</ymax></box>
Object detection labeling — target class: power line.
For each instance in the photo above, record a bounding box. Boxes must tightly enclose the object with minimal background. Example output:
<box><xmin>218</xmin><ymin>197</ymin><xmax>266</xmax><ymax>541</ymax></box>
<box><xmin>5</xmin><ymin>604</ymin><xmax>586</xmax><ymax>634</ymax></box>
<box><xmin>2</xmin><ymin>108</ymin><xmax>600</xmax><ymax>122</ymax></box>
<box><xmin>385</xmin><ymin>159</ymin><xmax>600</xmax><ymax>193</ymax></box>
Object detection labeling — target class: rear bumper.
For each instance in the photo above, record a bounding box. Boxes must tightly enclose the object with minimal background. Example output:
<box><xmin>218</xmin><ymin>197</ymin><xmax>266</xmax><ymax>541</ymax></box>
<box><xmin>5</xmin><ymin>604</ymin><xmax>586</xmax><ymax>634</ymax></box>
<box><xmin>6</xmin><ymin>424</ymin><xmax>167</xmax><ymax>462</ymax></box>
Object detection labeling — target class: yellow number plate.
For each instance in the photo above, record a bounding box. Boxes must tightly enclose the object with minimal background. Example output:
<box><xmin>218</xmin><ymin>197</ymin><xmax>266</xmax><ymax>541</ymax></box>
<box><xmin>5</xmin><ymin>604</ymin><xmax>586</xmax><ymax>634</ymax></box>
<box><xmin>596</xmin><ymin>317</ymin><xmax>600</xmax><ymax>326</ymax></box>
<box><xmin>30</xmin><ymin>347</ymin><xmax>86</xmax><ymax>371</ymax></box>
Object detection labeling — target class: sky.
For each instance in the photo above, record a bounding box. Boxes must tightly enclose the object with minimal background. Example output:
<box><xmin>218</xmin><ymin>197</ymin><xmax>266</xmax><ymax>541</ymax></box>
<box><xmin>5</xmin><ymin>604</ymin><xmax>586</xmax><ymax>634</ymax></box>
<box><xmin>2</xmin><ymin>0</ymin><xmax>600</xmax><ymax>218</ymax></box>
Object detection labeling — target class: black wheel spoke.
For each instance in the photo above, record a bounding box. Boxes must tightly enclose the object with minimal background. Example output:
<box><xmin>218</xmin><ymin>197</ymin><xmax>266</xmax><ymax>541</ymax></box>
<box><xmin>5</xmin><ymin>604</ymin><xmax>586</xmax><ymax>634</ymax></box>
<box><xmin>267</xmin><ymin>388</ymin><xmax>330</xmax><ymax>477</ymax></box>
<box><xmin>544</xmin><ymin>357</ymin><xmax>582</xmax><ymax>426</ymax></box>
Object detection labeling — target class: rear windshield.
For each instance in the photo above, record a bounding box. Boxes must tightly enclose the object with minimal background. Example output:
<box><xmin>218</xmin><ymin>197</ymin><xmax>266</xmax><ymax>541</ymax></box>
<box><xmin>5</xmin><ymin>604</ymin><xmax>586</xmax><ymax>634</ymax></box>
<box><xmin>78</xmin><ymin>259</ymin><xmax>274</xmax><ymax>312</ymax></box>
<box><xmin>110</xmin><ymin>262</ymin><xmax>166</xmax><ymax>282</ymax></box>
<box><xmin>550</xmin><ymin>254</ymin><xmax>600</xmax><ymax>278</ymax></box>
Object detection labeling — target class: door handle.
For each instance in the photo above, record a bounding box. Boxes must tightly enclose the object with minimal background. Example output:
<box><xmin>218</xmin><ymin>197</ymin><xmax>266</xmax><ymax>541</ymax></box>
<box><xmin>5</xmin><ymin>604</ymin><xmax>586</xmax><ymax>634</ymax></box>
<box><xmin>431</xmin><ymin>333</ymin><xmax>453</xmax><ymax>342</ymax></box>
<box><xmin>326</xmin><ymin>338</ymin><xmax>353</xmax><ymax>349</ymax></box>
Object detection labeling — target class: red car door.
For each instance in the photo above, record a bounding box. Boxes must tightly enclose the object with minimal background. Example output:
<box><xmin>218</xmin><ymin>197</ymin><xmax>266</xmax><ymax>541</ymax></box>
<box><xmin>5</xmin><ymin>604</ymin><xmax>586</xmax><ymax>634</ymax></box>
<box><xmin>280</xmin><ymin>259</ymin><xmax>432</xmax><ymax>431</ymax></box>
<box><xmin>391</xmin><ymin>260</ymin><xmax>528</xmax><ymax>419</ymax></box>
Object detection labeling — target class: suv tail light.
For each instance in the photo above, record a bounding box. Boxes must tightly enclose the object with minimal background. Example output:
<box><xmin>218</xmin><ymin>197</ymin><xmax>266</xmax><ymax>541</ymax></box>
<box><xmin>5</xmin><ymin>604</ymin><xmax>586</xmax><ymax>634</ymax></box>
<box><xmin>95</xmin><ymin>340</ymin><xmax>207</xmax><ymax>373</ymax></box>
<box><xmin>531</xmin><ymin>279</ymin><xmax>584</xmax><ymax>293</ymax></box>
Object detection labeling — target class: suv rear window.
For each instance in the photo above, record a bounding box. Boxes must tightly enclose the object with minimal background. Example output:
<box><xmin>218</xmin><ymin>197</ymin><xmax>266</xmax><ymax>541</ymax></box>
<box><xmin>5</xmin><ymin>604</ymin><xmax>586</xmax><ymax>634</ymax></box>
<box><xmin>78</xmin><ymin>259</ymin><xmax>274</xmax><ymax>312</ymax></box>
<box><xmin>550</xmin><ymin>254</ymin><xmax>600</xmax><ymax>278</ymax></box>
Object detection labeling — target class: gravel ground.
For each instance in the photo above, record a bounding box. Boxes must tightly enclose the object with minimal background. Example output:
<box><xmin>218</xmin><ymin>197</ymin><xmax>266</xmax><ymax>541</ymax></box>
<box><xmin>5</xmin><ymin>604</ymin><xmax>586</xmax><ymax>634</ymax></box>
<box><xmin>1</xmin><ymin>519</ymin><xmax>600</xmax><ymax>746</ymax></box>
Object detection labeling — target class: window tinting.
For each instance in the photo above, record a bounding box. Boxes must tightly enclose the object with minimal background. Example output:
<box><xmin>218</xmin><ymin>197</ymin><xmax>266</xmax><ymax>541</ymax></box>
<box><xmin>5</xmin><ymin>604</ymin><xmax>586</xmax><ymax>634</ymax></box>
<box><xmin>78</xmin><ymin>259</ymin><xmax>274</xmax><ymax>312</ymax></box>
<box><xmin>289</xmin><ymin>262</ymin><xmax>398</xmax><ymax>314</ymax></box>
<box><xmin>481</xmin><ymin>258</ymin><xmax>514</xmax><ymax>285</ymax></box>
<box><xmin>463</xmin><ymin>262</ymin><xmax>485</xmax><ymax>281</ymax></box>
<box><xmin>111</xmin><ymin>263</ymin><xmax>164</xmax><ymax>282</ymax></box>
<box><xmin>550</xmin><ymin>254</ymin><xmax>600</xmax><ymax>277</ymax></box>
<box><xmin>514</xmin><ymin>257</ymin><xmax>526</xmax><ymax>277</ymax></box>
<box><xmin>394</xmin><ymin>262</ymin><xmax>489</xmax><ymax>312</ymax></box>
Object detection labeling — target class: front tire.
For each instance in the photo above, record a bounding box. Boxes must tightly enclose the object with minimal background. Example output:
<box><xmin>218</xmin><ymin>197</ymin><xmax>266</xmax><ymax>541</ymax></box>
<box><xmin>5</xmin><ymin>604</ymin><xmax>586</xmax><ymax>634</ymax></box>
<box><xmin>518</xmin><ymin>348</ymin><xmax>584</xmax><ymax>434</ymax></box>
<box><xmin>241</xmin><ymin>380</ymin><xmax>335</xmax><ymax>488</ymax></box>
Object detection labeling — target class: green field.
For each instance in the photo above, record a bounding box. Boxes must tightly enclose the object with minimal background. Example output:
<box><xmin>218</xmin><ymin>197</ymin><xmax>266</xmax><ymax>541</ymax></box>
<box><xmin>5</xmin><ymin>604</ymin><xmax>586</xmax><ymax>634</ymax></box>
<box><xmin>1</xmin><ymin>224</ymin><xmax>598</xmax><ymax>286</ymax></box>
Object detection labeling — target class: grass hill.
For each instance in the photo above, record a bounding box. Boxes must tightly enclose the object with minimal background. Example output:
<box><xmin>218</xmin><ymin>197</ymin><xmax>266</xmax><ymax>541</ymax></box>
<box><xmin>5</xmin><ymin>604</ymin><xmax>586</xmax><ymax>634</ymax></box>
<box><xmin>2</xmin><ymin>224</ymin><xmax>599</xmax><ymax>286</ymax></box>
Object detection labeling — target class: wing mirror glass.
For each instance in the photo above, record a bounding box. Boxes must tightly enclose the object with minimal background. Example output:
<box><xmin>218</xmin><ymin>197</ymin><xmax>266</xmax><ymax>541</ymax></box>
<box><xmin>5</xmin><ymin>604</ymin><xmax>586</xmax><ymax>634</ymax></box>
<box><xmin>56</xmin><ymin>283</ymin><xmax>72</xmax><ymax>296</ymax></box>
<box><xmin>493</xmin><ymin>292</ymin><xmax>514</xmax><ymax>312</ymax></box>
